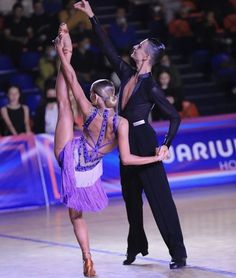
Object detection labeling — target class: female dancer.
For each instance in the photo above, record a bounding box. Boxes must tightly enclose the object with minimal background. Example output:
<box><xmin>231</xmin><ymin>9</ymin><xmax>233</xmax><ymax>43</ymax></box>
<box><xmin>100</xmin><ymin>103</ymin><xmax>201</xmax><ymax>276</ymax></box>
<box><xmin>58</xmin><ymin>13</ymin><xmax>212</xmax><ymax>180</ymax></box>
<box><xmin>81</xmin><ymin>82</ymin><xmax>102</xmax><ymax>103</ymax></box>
<box><xmin>54</xmin><ymin>24</ymin><xmax>160</xmax><ymax>277</ymax></box>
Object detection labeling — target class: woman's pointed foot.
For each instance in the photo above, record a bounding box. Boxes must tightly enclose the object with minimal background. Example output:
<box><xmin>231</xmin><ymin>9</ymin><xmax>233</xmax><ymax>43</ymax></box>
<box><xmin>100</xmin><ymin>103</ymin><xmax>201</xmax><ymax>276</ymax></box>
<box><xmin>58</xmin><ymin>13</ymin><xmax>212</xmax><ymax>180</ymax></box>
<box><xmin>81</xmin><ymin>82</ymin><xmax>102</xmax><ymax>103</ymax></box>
<box><xmin>58</xmin><ymin>23</ymin><xmax>72</xmax><ymax>55</ymax></box>
<box><xmin>83</xmin><ymin>258</ymin><xmax>96</xmax><ymax>277</ymax></box>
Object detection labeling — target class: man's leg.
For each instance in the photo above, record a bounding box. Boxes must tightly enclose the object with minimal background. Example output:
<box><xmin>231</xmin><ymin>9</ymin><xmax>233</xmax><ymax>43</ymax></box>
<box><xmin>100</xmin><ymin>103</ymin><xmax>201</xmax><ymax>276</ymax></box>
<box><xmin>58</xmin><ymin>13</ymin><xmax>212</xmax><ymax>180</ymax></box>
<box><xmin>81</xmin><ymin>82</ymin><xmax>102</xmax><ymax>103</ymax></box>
<box><xmin>139</xmin><ymin>162</ymin><xmax>187</xmax><ymax>268</ymax></box>
<box><xmin>121</xmin><ymin>165</ymin><xmax>148</xmax><ymax>264</ymax></box>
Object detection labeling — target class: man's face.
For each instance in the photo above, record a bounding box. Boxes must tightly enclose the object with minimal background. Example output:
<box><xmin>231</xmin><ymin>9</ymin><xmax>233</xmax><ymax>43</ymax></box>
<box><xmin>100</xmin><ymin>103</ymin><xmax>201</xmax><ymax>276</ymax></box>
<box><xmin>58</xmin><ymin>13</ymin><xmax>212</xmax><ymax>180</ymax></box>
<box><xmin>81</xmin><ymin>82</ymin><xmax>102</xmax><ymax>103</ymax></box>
<box><xmin>130</xmin><ymin>39</ymin><xmax>149</xmax><ymax>64</ymax></box>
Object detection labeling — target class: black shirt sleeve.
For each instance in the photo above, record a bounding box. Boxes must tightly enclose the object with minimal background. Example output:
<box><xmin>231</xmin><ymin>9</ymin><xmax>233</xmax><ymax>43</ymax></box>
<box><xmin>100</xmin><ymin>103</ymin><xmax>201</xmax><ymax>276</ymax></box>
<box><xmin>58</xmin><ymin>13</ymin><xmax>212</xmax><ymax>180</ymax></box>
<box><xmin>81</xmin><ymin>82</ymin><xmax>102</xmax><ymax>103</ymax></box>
<box><xmin>149</xmin><ymin>83</ymin><xmax>181</xmax><ymax>147</ymax></box>
<box><xmin>89</xmin><ymin>16</ymin><xmax>133</xmax><ymax>80</ymax></box>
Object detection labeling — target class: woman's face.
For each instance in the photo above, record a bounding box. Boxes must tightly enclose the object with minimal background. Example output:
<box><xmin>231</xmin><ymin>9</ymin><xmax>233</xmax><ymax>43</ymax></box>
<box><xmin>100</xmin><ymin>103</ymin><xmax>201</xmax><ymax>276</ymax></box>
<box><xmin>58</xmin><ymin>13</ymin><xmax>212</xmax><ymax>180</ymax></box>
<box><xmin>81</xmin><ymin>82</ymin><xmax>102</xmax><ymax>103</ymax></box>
<box><xmin>159</xmin><ymin>72</ymin><xmax>171</xmax><ymax>87</ymax></box>
<box><xmin>8</xmin><ymin>87</ymin><xmax>20</xmax><ymax>104</ymax></box>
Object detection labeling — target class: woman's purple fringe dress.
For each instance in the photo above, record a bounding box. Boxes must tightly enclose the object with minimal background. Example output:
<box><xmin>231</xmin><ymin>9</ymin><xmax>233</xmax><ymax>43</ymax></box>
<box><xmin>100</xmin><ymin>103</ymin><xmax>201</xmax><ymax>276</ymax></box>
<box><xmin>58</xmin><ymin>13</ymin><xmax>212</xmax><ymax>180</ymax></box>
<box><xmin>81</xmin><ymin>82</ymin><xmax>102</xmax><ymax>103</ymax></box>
<box><xmin>59</xmin><ymin>108</ymin><xmax>118</xmax><ymax>212</ymax></box>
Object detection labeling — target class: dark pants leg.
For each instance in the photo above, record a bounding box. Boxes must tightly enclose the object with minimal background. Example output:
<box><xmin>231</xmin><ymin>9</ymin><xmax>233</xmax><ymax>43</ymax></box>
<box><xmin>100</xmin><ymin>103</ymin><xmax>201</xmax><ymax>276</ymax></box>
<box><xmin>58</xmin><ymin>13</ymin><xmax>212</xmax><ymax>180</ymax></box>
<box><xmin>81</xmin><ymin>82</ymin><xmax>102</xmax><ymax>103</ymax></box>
<box><xmin>139</xmin><ymin>162</ymin><xmax>187</xmax><ymax>259</ymax></box>
<box><xmin>121</xmin><ymin>123</ymin><xmax>187</xmax><ymax>259</ymax></box>
<box><xmin>121</xmin><ymin>165</ymin><xmax>148</xmax><ymax>255</ymax></box>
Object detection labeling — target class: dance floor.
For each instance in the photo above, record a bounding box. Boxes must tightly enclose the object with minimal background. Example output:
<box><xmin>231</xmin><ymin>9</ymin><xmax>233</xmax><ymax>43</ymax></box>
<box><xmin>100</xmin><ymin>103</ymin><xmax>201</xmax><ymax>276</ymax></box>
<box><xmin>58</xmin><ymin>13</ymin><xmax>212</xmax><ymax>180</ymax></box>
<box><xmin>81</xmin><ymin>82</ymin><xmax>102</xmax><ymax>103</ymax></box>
<box><xmin>0</xmin><ymin>184</ymin><xmax>236</xmax><ymax>278</ymax></box>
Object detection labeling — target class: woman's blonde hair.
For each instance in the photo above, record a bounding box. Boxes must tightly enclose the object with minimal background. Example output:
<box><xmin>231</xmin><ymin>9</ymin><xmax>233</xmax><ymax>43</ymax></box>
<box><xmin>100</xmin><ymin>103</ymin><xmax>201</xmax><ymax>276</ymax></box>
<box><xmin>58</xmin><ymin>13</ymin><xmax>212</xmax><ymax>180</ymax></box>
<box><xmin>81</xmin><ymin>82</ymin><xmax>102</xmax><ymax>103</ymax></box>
<box><xmin>90</xmin><ymin>79</ymin><xmax>118</xmax><ymax>109</ymax></box>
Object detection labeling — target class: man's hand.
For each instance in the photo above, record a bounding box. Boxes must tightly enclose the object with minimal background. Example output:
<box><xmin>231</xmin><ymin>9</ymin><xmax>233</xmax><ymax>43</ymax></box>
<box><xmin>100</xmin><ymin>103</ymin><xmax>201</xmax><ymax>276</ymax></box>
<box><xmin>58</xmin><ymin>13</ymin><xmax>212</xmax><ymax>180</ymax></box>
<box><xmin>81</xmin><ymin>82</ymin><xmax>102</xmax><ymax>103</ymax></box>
<box><xmin>155</xmin><ymin>145</ymin><xmax>170</xmax><ymax>161</ymax></box>
<box><xmin>74</xmin><ymin>0</ymin><xmax>94</xmax><ymax>18</ymax></box>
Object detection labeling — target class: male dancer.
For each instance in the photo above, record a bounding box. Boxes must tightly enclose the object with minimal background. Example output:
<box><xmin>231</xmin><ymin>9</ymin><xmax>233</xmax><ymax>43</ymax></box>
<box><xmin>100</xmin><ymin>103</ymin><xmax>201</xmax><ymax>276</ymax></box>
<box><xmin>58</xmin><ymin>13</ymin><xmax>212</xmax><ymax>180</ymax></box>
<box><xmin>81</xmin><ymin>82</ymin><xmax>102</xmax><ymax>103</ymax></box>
<box><xmin>75</xmin><ymin>0</ymin><xmax>187</xmax><ymax>269</ymax></box>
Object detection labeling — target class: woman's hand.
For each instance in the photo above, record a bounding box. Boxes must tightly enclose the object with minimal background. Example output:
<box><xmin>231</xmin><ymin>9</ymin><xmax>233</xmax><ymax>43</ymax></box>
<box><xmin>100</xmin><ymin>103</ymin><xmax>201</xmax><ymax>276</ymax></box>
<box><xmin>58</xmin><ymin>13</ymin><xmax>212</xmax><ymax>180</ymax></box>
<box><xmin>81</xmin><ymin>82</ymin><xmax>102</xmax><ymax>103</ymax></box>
<box><xmin>156</xmin><ymin>145</ymin><xmax>170</xmax><ymax>161</ymax></box>
<box><xmin>53</xmin><ymin>36</ymin><xmax>63</xmax><ymax>54</ymax></box>
<box><xmin>74</xmin><ymin>0</ymin><xmax>94</xmax><ymax>18</ymax></box>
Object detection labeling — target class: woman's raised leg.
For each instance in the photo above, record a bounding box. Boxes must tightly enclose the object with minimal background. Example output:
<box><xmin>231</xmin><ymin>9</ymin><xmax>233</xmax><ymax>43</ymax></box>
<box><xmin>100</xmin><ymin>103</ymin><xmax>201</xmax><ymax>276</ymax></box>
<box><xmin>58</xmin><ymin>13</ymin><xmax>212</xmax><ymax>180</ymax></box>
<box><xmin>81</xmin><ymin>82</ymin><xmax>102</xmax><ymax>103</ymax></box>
<box><xmin>54</xmin><ymin>25</ymin><xmax>74</xmax><ymax>160</ymax></box>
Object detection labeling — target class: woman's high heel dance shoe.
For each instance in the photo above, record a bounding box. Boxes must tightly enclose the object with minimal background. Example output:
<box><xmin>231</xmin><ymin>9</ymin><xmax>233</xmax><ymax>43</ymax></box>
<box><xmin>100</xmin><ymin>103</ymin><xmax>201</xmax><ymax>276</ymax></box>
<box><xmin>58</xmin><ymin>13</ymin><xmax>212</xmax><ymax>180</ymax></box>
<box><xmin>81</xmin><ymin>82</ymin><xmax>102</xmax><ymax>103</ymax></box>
<box><xmin>83</xmin><ymin>258</ymin><xmax>96</xmax><ymax>277</ymax></box>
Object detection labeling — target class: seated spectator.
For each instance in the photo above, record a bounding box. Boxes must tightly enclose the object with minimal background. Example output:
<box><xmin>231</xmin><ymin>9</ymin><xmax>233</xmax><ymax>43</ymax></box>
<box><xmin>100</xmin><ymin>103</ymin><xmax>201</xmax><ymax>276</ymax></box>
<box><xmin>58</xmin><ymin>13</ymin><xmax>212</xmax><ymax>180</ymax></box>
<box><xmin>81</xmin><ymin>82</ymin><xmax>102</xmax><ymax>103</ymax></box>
<box><xmin>29</xmin><ymin>0</ymin><xmax>51</xmax><ymax>49</ymax></box>
<box><xmin>0</xmin><ymin>85</ymin><xmax>31</xmax><ymax>135</ymax></box>
<box><xmin>168</xmin><ymin>9</ymin><xmax>194</xmax><ymax>58</ymax></box>
<box><xmin>195</xmin><ymin>11</ymin><xmax>222</xmax><ymax>51</ymax></box>
<box><xmin>158</xmin><ymin>70</ymin><xmax>184</xmax><ymax>112</ymax></box>
<box><xmin>108</xmin><ymin>7</ymin><xmax>137</xmax><ymax>53</ymax></box>
<box><xmin>71</xmin><ymin>21</ymin><xmax>93</xmax><ymax>43</ymax></box>
<box><xmin>224</xmin><ymin>12</ymin><xmax>236</xmax><ymax>34</ymax></box>
<box><xmin>34</xmin><ymin>79</ymin><xmax>58</xmax><ymax>134</ymax></box>
<box><xmin>148</xmin><ymin>2</ymin><xmax>168</xmax><ymax>44</ymax></box>
<box><xmin>36</xmin><ymin>45</ymin><xmax>58</xmax><ymax>90</ymax></box>
<box><xmin>58</xmin><ymin>0</ymin><xmax>91</xmax><ymax>39</ymax></box>
<box><xmin>3</xmin><ymin>3</ymin><xmax>32</xmax><ymax>65</ymax></box>
<box><xmin>152</xmin><ymin>70</ymin><xmax>199</xmax><ymax>120</ymax></box>
<box><xmin>71</xmin><ymin>36</ymin><xmax>96</xmax><ymax>81</ymax></box>
<box><xmin>155</xmin><ymin>54</ymin><xmax>183</xmax><ymax>88</ymax></box>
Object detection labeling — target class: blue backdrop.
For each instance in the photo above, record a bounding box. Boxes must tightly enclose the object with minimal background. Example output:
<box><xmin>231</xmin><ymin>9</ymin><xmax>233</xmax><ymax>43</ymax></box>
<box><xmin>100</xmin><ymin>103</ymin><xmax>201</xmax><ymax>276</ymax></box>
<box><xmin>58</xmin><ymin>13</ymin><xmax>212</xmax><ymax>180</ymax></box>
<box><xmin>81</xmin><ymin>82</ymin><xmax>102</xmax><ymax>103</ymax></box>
<box><xmin>0</xmin><ymin>114</ymin><xmax>235</xmax><ymax>210</ymax></box>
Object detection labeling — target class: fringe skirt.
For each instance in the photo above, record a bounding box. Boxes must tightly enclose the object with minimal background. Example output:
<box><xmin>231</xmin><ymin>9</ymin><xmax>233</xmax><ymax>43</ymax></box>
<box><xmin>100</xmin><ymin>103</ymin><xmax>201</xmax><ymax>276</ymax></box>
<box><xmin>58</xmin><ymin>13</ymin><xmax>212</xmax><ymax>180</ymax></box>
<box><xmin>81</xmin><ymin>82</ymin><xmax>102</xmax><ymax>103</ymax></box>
<box><xmin>58</xmin><ymin>138</ymin><xmax>108</xmax><ymax>212</ymax></box>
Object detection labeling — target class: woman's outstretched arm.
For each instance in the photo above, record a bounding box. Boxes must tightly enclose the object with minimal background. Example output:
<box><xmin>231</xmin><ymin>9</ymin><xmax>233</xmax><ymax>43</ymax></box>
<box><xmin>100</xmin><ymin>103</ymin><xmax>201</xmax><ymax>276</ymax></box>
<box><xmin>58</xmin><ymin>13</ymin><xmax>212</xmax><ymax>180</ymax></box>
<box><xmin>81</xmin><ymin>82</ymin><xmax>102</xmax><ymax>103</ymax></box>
<box><xmin>54</xmin><ymin>36</ymin><xmax>92</xmax><ymax>117</ymax></box>
<box><xmin>117</xmin><ymin>118</ymin><xmax>161</xmax><ymax>165</ymax></box>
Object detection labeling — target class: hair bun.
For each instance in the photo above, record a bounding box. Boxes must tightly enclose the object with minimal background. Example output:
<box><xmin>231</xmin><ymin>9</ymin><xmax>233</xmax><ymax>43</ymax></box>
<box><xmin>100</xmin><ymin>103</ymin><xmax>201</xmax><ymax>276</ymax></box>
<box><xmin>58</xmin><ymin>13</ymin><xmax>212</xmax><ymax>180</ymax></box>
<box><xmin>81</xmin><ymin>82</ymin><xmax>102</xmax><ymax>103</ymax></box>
<box><xmin>105</xmin><ymin>95</ymin><xmax>118</xmax><ymax>108</ymax></box>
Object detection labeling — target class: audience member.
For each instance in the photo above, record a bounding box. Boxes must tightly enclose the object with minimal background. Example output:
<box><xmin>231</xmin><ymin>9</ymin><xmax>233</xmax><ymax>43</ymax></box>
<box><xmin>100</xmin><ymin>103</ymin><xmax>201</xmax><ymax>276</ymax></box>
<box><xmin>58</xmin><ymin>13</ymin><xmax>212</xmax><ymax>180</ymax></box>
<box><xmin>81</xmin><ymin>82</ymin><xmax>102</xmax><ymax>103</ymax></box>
<box><xmin>148</xmin><ymin>2</ymin><xmax>168</xmax><ymax>44</ymax></box>
<box><xmin>71</xmin><ymin>36</ymin><xmax>96</xmax><ymax>81</ymax></box>
<box><xmin>108</xmin><ymin>7</ymin><xmax>137</xmax><ymax>53</ymax></box>
<box><xmin>36</xmin><ymin>45</ymin><xmax>58</xmax><ymax>90</ymax></box>
<box><xmin>156</xmin><ymin>54</ymin><xmax>183</xmax><ymax>88</ymax></box>
<box><xmin>29</xmin><ymin>0</ymin><xmax>51</xmax><ymax>49</ymax></box>
<box><xmin>168</xmin><ymin>8</ymin><xmax>194</xmax><ymax>58</ymax></box>
<box><xmin>0</xmin><ymin>85</ymin><xmax>31</xmax><ymax>135</ymax></box>
<box><xmin>152</xmin><ymin>70</ymin><xmax>199</xmax><ymax>120</ymax></box>
<box><xmin>3</xmin><ymin>3</ymin><xmax>32</xmax><ymax>65</ymax></box>
<box><xmin>58</xmin><ymin>0</ymin><xmax>91</xmax><ymax>40</ymax></box>
<box><xmin>195</xmin><ymin>11</ymin><xmax>223</xmax><ymax>51</ymax></box>
<box><xmin>34</xmin><ymin>79</ymin><xmax>58</xmax><ymax>133</ymax></box>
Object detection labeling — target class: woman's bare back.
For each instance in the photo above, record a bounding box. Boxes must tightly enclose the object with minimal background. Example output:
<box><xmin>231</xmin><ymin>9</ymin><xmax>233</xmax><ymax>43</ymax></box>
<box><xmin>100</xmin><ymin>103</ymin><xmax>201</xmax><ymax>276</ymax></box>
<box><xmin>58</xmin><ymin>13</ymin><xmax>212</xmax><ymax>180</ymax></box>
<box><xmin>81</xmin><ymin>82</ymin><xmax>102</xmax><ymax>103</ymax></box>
<box><xmin>82</xmin><ymin>108</ymin><xmax>118</xmax><ymax>156</ymax></box>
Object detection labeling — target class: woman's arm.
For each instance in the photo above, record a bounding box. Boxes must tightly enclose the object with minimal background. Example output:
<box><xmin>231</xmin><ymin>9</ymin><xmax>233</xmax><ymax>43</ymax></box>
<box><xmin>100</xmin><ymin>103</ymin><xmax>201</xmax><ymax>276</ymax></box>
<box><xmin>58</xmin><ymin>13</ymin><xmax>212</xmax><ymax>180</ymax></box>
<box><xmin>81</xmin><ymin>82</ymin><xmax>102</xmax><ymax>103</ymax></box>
<box><xmin>117</xmin><ymin>118</ymin><xmax>159</xmax><ymax>165</ymax></box>
<box><xmin>23</xmin><ymin>105</ymin><xmax>31</xmax><ymax>133</ymax></box>
<box><xmin>55</xmin><ymin>37</ymin><xmax>92</xmax><ymax>116</ymax></box>
<box><xmin>0</xmin><ymin>107</ymin><xmax>17</xmax><ymax>135</ymax></box>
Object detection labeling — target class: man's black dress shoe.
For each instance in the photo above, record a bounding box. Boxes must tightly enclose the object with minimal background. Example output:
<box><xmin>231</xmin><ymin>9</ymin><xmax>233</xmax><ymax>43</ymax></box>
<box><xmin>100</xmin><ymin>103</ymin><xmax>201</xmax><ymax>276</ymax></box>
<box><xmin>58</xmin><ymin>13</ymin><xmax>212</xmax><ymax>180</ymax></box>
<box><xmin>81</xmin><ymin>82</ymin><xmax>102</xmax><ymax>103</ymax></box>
<box><xmin>169</xmin><ymin>258</ymin><xmax>186</xmax><ymax>269</ymax></box>
<box><xmin>123</xmin><ymin>250</ymin><xmax>148</xmax><ymax>265</ymax></box>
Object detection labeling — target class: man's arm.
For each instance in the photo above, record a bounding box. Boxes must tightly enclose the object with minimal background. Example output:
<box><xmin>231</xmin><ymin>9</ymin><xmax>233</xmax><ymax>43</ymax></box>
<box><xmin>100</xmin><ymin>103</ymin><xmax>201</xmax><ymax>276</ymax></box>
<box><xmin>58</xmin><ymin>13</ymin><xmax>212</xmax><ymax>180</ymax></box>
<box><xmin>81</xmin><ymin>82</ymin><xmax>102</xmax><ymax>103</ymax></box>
<box><xmin>74</xmin><ymin>0</ymin><xmax>132</xmax><ymax>79</ymax></box>
<box><xmin>150</xmin><ymin>83</ymin><xmax>181</xmax><ymax>148</ymax></box>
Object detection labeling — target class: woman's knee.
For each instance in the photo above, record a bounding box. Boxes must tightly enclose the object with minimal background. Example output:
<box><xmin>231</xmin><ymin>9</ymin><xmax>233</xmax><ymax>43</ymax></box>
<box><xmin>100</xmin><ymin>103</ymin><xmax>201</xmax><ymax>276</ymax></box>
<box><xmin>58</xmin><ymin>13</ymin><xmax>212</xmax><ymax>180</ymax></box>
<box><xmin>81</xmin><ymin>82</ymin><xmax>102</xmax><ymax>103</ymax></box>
<box><xmin>69</xmin><ymin>208</ymin><xmax>83</xmax><ymax>223</ymax></box>
<box><xmin>58</xmin><ymin>99</ymin><xmax>72</xmax><ymax>112</ymax></box>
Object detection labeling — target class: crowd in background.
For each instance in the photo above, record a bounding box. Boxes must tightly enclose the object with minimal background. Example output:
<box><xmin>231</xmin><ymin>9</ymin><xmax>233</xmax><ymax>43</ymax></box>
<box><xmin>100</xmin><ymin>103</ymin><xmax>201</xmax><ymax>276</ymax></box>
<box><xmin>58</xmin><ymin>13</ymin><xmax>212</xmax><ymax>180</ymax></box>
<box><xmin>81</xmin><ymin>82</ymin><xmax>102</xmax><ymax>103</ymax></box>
<box><xmin>0</xmin><ymin>0</ymin><xmax>235</xmax><ymax>136</ymax></box>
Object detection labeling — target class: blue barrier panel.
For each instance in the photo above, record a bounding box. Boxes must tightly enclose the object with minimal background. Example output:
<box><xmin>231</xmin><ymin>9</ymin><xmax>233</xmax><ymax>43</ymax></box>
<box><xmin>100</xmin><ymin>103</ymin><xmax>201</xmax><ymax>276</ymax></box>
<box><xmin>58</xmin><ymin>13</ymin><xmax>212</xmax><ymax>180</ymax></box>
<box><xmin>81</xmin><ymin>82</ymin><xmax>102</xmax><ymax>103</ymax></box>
<box><xmin>0</xmin><ymin>135</ymin><xmax>45</xmax><ymax>210</ymax></box>
<box><xmin>0</xmin><ymin>114</ymin><xmax>235</xmax><ymax>210</ymax></box>
<box><xmin>154</xmin><ymin>114</ymin><xmax>236</xmax><ymax>188</ymax></box>
<box><xmin>35</xmin><ymin>134</ymin><xmax>61</xmax><ymax>205</ymax></box>
<box><xmin>101</xmin><ymin>114</ymin><xmax>236</xmax><ymax>194</ymax></box>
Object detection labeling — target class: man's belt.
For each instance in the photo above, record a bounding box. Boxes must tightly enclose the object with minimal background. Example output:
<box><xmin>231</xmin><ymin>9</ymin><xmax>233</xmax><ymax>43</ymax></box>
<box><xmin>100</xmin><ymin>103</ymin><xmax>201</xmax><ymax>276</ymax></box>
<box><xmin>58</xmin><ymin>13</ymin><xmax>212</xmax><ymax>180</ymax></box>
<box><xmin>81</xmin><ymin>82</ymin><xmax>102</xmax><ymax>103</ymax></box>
<box><xmin>132</xmin><ymin>119</ymin><xmax>145</xmax><ymax>127</ymax></box>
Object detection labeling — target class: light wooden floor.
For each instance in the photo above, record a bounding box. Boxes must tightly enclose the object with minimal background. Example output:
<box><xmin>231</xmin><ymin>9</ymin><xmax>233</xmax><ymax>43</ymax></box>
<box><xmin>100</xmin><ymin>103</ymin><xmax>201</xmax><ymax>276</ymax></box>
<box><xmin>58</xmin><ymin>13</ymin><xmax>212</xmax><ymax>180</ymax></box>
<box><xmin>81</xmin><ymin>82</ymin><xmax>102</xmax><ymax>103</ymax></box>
<box><xmin>0</xmin><ymin>185</ymin><xmax>236</xmax><ymax>278</ymax></box>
